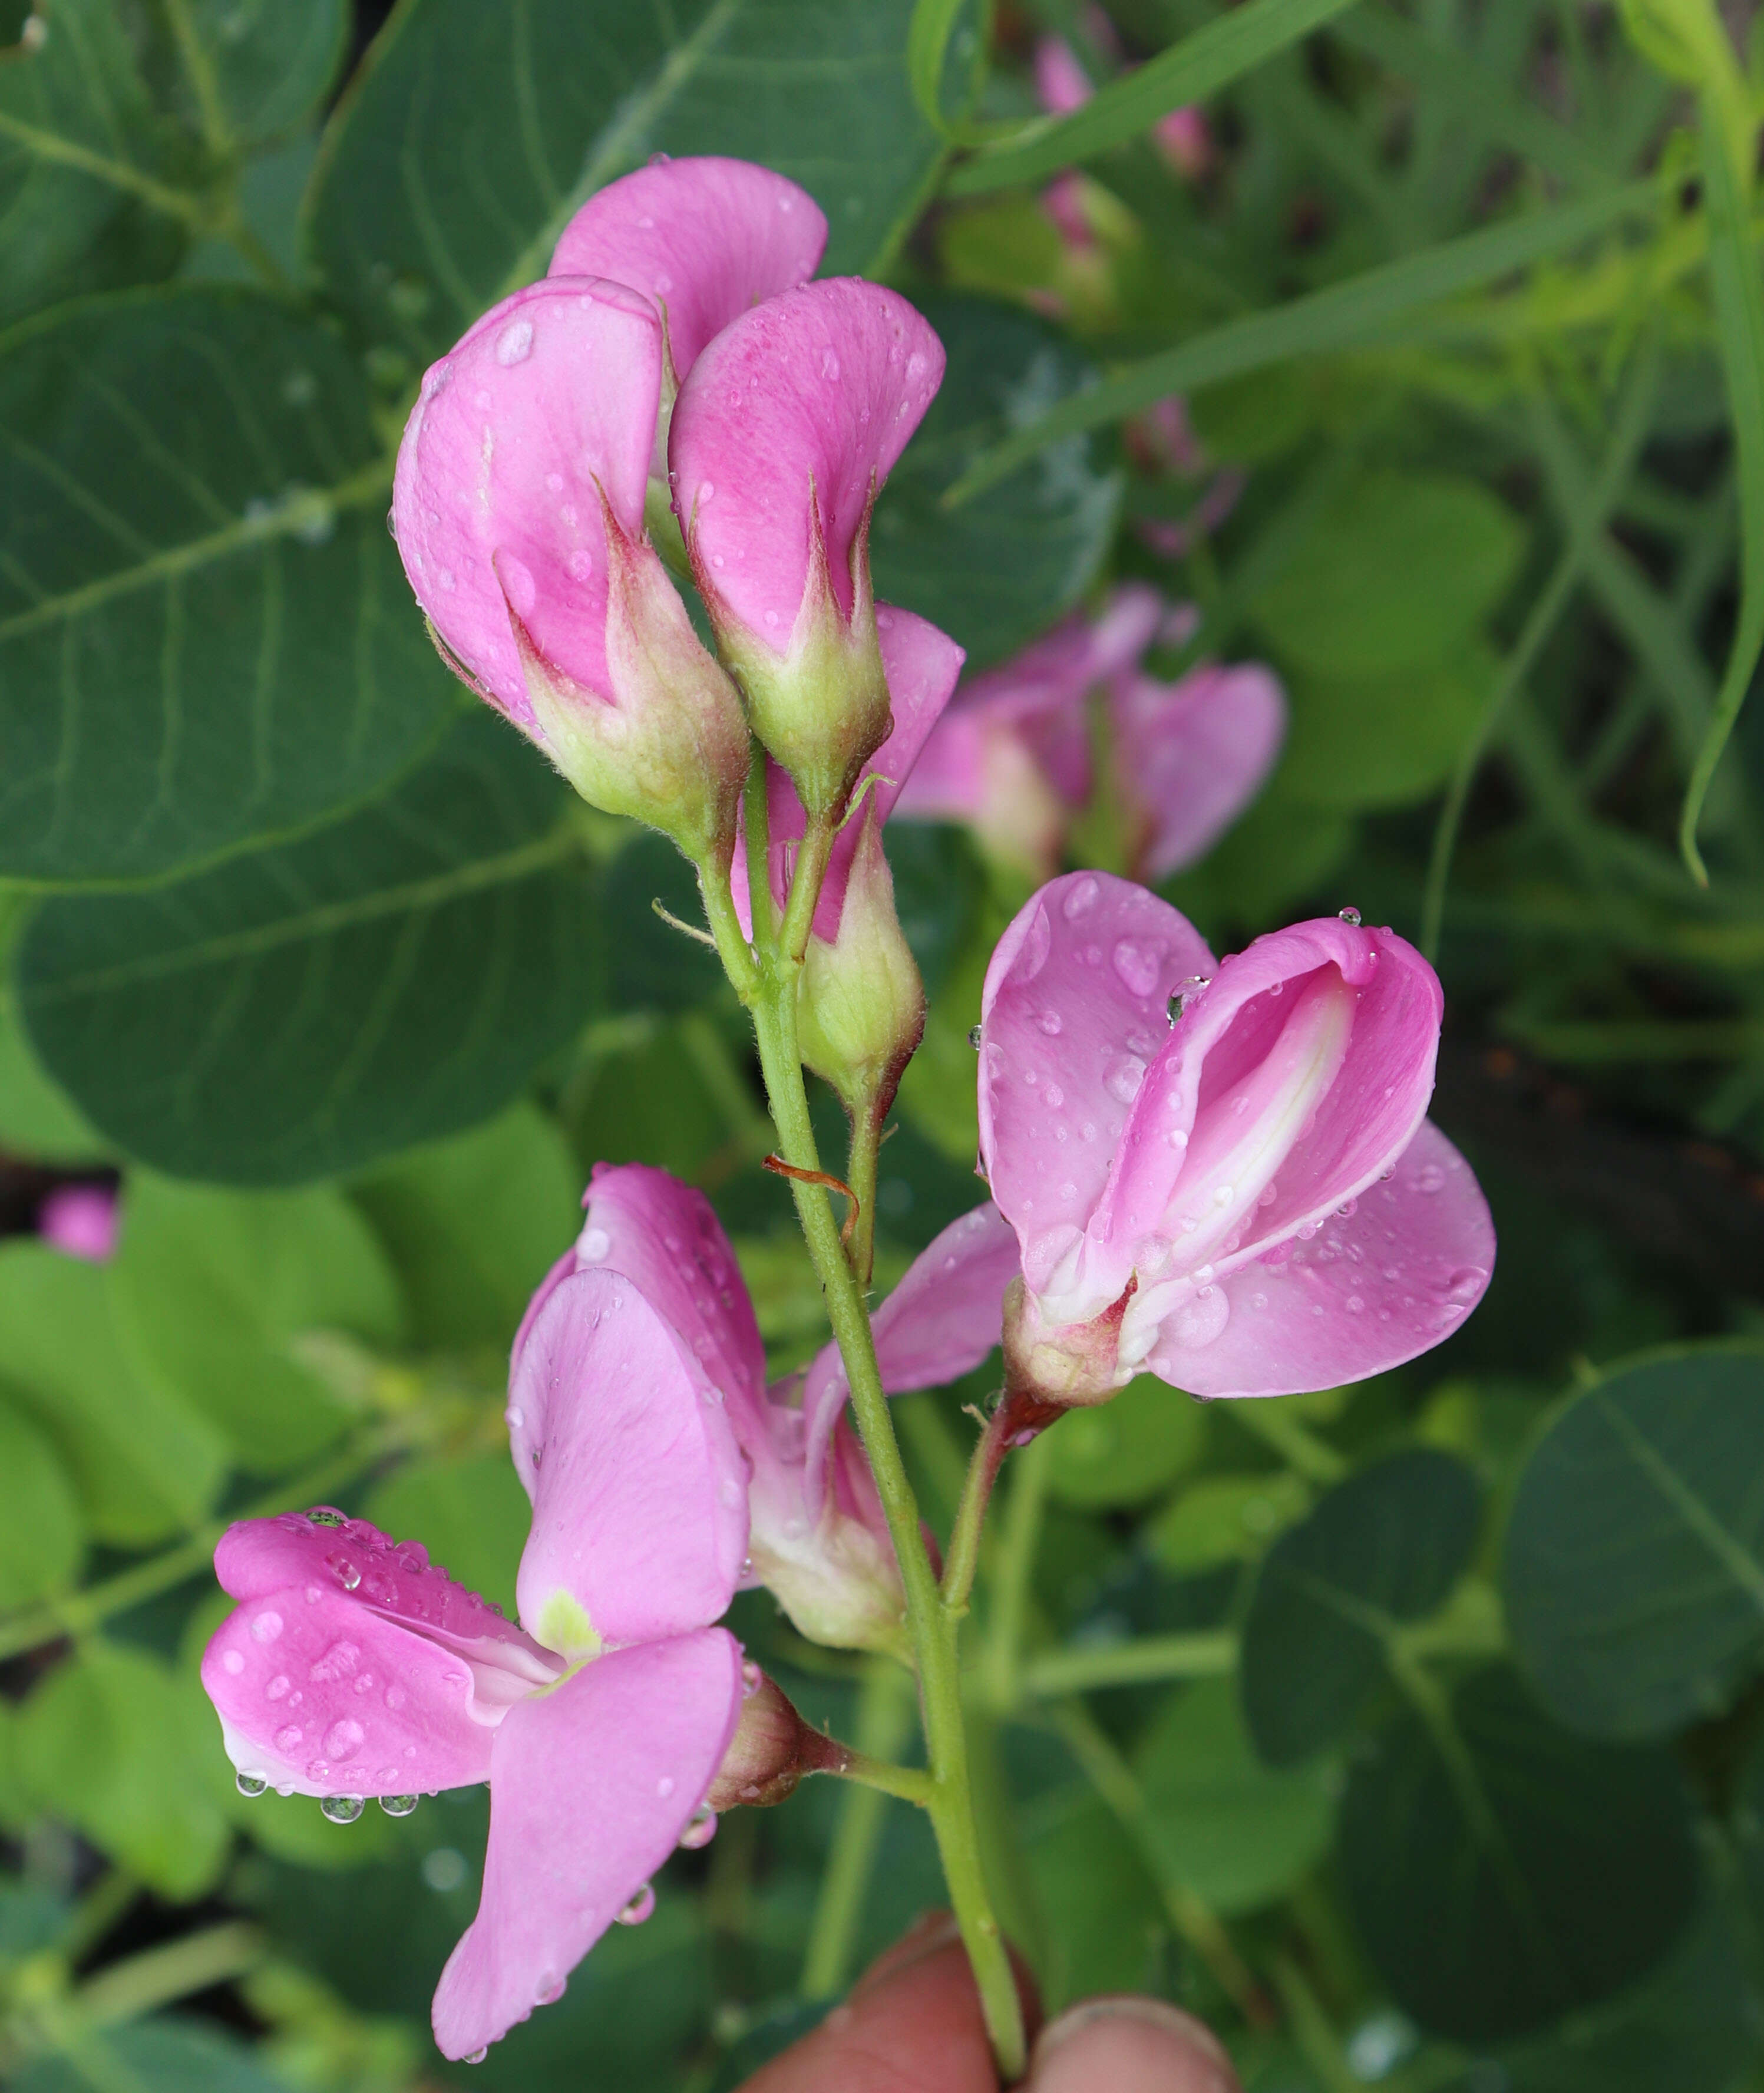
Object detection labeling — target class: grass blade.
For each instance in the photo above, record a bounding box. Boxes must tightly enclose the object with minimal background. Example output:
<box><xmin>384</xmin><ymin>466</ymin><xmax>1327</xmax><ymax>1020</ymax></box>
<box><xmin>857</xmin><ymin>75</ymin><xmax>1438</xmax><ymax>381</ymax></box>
<box><xmin>944</xmin><ymin>0</ymin><xmax>1364</xmax><ymax>195</ymax></box>
<box><xmin>943</xmin><ymin>182</ymin><xmax>1656</xmax><ymax>504</ymax></box>
<box><xmin>1679</xmin><ymin>107</ymin><xmax>1764</xmax><ymax>883</ymax></box>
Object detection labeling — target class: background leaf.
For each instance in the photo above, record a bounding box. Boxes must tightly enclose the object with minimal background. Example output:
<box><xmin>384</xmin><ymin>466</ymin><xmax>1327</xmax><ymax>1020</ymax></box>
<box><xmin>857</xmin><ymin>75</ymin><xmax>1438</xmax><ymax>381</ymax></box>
<box><xmin>304</xmin><ymin>0</ymin><xmax>943</xmax><ymax>366</ymax></box>
<box><xmin>1504</xmin><ymin>1345</ymin><xmax>1764</xmax><ymax>1739</ymax></box>
<box><xmin>0</xmin><ymin>287</ymin><xmax>456</xmax><ymax>883</ymax></box>
<box><xmin>1338</xmin><ymin>1663</ymin><xmax>1700</xmax><ymax>2042</ymax></box>
<box><xmin>0</xmin><ymin>1395</ymin><xmax>81</xmax><ymax>1606</ymax></box>
<box><xmin>17</xmin><ymin>714</ymin><xmax>600</xmax><ymax>1184</ymax></box>
<box><xmin>1241</xmin><ymin>1448</ymin><xmax>1482</xmax><ymax>1765</ymax></box>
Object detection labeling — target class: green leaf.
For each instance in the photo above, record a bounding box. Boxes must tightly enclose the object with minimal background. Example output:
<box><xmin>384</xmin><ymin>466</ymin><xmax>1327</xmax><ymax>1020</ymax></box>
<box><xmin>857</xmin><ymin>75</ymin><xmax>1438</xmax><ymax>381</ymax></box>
<box><xmin>1147</xmin><ymin>1469</ymin><xmax>1312</xmax><ymax>1573</ymax></box>
<box><xmin>173</xmin><ymin>0</ymin><xmax>349</xmax><ymax>147</ymax></box>
<box><xmin>1134</xmin><ymin>1677</ymin><xmax>1337</xmax><ymax>1913</ymax></box>
<box><xmin>945</xmin><ymin>0</ymin><xmax>1363</xmax><ymax>196</ymax></box>
<box><xmin>110</xmin><ymin>1174</ymin><xmax>405</xmax><ymax>1470</ymax></box>
<box><xmin>0</xmin><ymin>1240</ymin><xmax>226</xmax><ymax>1544</ymax></box>
<box><xmin>0</xmin><ymin>0</ymin><xmax>191</xmax><ymax>326</ymax></box>
<box><xmin>0</xmin><ymin>996</ymin><xmax>110</xmax><ymax>1164</ymax></box>
<box><xmin>1339</xmin><ymin>1663</ymin><xmax>1700</xmax><ymax>2042</ymax></box>
<box><xmin>1503</xmin><ymin>1344</ymin><xmax>1764</xmax><ymax>1741</ymax></box>
<box><xmin>1247</xmin><ymin>472</ymin><xmax>1525</xmax><ymax>681</ymax></box>
<box><xmin>305</xmin><ymin>0</ymin><xmax>943</xmax><ymax>365</ymax></box>
<box><xmin>365</xmin><ymin>1451</ymin><xmax>533</xmax><ymax>1619</ymax></box>
<box><xmin>0</xmin><ymin>286</ymin><xmax>457</xmax><ymax>884</ymax></box>
<box><xmin>1043</xmin><ymin>1375</ymin><xmax>1208</xmax><ymax>1510</ymax></box>
<box><xmin>17</xmin><ymin>714</ymin><xmax>601</xmax><ymax>1184</ymax></box>
<box><xmin>1678</xmin><ymin>107</ymin><xmax>1764</xmax><ymax>881</ymax></box>
<box><xmin>0</xmin><ymin>1395</ymin><xmax>81</xmax><ymax>1606</ymax></box>
<box><xmin>881</xmin><ymin>821</ymin><xmax>985</xmax><ymax>999</ymax></box>
<box><xmin>15</xmin><ymin>1639</ymin><xmax>230</xmax><ymax>1899</ymax></box>
<box><xmin>352</xmin><ymin>1101</ymin><xmax>580</xmax><ymax>1351</ymax></box>
<box><xmin>870</xmin><ymin>294</ymin><xmax>1121</xmax><ymax>673</ymax></box>
<box><xmin>942</xmin><ymin>183</ymin><xmax>1656</xmax><ymax>501</ymax></box>
<box><xmin>1020</xmin><ymin>1792</ymin><xmax>1168</xmax><ymax>2012</ymax></box>
<box><xmin>1240</xmin><ymin>1449</ymin><xmax>1482</xmax><ymax>1767</ymax></box>
<box><xmin>12</xmin><ymin>2019</ymin><xmax>299</xmax><ymax>2093</ymax></box>
<box><xmin>1488</xmin><ymin>1890</ymin><xmax>1759</xmax><ymax>2093</ymax></box>
<box><xmin>602</xmin><ymin>831</ymin><xmax>726</xmax><ymax>1016</ymax></box>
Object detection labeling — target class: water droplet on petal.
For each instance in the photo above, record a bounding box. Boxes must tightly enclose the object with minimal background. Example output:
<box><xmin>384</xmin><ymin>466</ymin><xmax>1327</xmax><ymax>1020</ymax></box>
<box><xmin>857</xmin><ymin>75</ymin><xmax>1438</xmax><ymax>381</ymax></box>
<box><xmin>236</xmin><ymin>1772</ymin><xmax>267</xmax><ymax>1798</ymax></box>
<box><xmin>741</xmin><ymin>1660</ymin><xmax>763</xmax><ymax>1698</ymax></box>
<box><xmin>327</xmin><ymin>1553</ymin><xmax>361</xmax><ymax>1591</ymax></box>
<box><xmin>251</xmin><ymin>1610</ymin><xmax>283</xmax><ymax>1643</ymax></box>
<box><xmin>1062</xmin><ymin>876</ymin><xmax>1099</xmax><ymax>920</ymax></box>
<box><xmin>616</xmin><ymin>1883</ymin><xmax>656</xmax><ymax>1926</ymax></box>
<box><xmin>379</xmin><ymin>1793</ymin><xmax>419</xmax><ymax>1817</ymax></box>
<box><xmin>1112</xmin><ymin>939</ymin><xmax>1162</xmax><ymax>999</ymax></box>
<box><xmin>306</xmin><ymin>1508</ymin><xmax>346</xmax><ymax>1527</ymax></box>
<box><xmin>465</xmin><ymin>2048</ymin><xmax>488</xmax><ymax>2065</ymax></box>
<box><xmin>321</xmin><ymin>1795</ymin><xmax>365</xmax><ymax>1824</ymax></box>
<box><xmin>275</xmin><ymin>1724</ymin><xmax>303</xmax><ymax>1751</ymax></box>
<box><xmin>679</xmin><ymin>1805</ymin><xmax>717</xmax><ymax>1850</ymax></box>
<box><xmin>1105</xmin><ymin>1054</ymin><xmax>1147</xmax><ymax>1105</ymax></box>
<box><xmin>221</xmin><ymin>1649</ymin><xmax>245</xmax><ymax>1675</ymax></box>
<box><xmin>500</xmin><ymin>554</ymin><xmax>536</xmax><ymax>616</ymax></box>
<box><xmin>1337</xmin><ymin>906</ymin><xmax>1362</xmax><ymax>926</ymax></box>
<box><xmin>657</xmin><ymin>1775</ymin><xmax>675</xmax><ymax>1798</ymax></box>
<box><xmin>967</xmin><ymin>1024</ymin><xmax>982</xmax><ymax>1049</ymax></box>
<box><xmin>1170</xmin><ymin>1286</ymin><xmax>1230</xmax><ymax>1349</ymax></box>
<box><xmin>821</xmin><ymin>349</ymin><xmax>840</xmax><ymax>380</ymax></box>
<box><xmin>495</xmin><ymin>318</ymin><xmax>534</xmax><ymax>365</ymax></box>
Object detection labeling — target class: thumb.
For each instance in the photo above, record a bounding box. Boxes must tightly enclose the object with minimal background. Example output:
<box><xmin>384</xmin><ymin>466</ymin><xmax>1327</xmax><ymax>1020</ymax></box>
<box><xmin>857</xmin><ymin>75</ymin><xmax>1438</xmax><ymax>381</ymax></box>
<box><xmin>738</xmin><ymin>1913</ymin><xmax>1031</xmax><ymax>2092</ymax></box>
<box><xmin>1026</xmin><ymin>1998</ymin><xmax>1240</xmax><ymax>2093</ymax></box>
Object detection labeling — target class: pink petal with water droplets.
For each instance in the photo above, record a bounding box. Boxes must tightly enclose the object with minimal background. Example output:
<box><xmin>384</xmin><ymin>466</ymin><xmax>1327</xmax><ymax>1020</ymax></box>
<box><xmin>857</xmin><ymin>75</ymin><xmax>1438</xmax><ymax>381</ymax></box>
<box><xmin>570</xmin><ymin>1162</ymin><xmax>769</xmax><ymax>1452</ymax></box>
<box><xmin>431</xmin><ymin>1629</ymin><xmax>742</xmax><ymax>2061</ymax></box>
<box><xmin>979</xmin><ymin>871</ymin><xmax>1214</xmax><ymax>1293</ymax></box>
<box><xmin>199</xmin><ymin>1582</ymin><xmax>543</xmax><ymax>1798</ymax></box>
<box><xmin>1111</xmin><ymin>663</ymin><xmax>1285</xmax><ymax>878</ymax></box>
<box><xmin>509</xmin><ymin>1269</ymin><xmax>747</xmax><ymax>1650</ymax></box>
<box><xmin>391</xmin><ymin>278</ymin><xmax>662</xmax><ymax>721</ymax></box>
<box><xmin>1145</xmin><ymin>1121</ymin><xmax>1494</xmax><ymax>1396</ymax></box>
<box><xmin>798</xmin><ymin>1201</ymin><xmax>1019</xmax><ymax>1498</ymax></box>
<box><xmin>1105</xmin><ymin>917</ymin><xmax>1442</xmax><ymax>1274</ymax></box>
<box><xmin>549</xmin><ymin>159</ymin><xmax>827</xmax><ymax>382</ymax></box>
<box><xmin>669</xmin><ymin>279</ymin><xmax>944</xmax><ymax>636</ymax></box>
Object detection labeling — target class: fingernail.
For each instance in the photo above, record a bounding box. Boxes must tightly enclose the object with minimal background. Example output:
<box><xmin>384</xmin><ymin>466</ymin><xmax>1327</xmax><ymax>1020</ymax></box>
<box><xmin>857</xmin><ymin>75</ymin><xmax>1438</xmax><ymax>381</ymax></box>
<box><xmin>1028</xmin><ymin>1998</ymin><xmax>1238</xmax><ymax>2093</ymax></box>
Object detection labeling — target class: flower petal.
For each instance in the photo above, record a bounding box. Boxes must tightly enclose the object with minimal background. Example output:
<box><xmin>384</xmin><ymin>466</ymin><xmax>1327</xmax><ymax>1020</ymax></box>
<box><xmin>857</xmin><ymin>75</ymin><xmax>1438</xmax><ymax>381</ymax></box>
<box><xmin>1145</xmin><ymin>1121</ymin><xmax>1494</xmax><ymax>1396</ymax></box>
<box><xmin>570</xmin><ymin>1162</ymin><xmax>769</xmax><ymax>1454</ymax></box>
<box><xmin>392</xmin><ymin>278</ymin><xmax>663</xmax><ymax>720</ymax></box>
<box><xmin>510</xmin><ymin>1269</ymin><xmax>747</xmax><ymax>1653</ymax></box>
<box><xmin>979</xmin><ymin>871</ymin><xmax>1214</xmax><ymax>1294</ymax></box>
<box><xmin>1106</xmin><ymin>918</ymin><xmax>1442</xmax><ymax>1278</ymax></box>
<box><xmin>431</xmin><ymin>1629</ymin><xmax>743</xmax><ymax>2061</ymax></box>
<box><xmin>1111</xmin><ymin>663</ymin><xmax>1285</xmax><ymax>878</ymax></box>
<box><xmin>201</xmin><ymin>1584</ymin><xmax>524</xmax><ymax>1800</ymax></box>
<box><xmin>549</xmin><ymin>159</ymin><xmax>827</xmax><ymax>383</ymax></box>
<box><xmin>669</xmin><ymin>278</ymin><xmax>944</xmax><ymax>634</ymax></box>
<box><xmin>799</xmin><ymin>1201</ymin><xmax>1019</xmax><ymax>1497</ymax></box>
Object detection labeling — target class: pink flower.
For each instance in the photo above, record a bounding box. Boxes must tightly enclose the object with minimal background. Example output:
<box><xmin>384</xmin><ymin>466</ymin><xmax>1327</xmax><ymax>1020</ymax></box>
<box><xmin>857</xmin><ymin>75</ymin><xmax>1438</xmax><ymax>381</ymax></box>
<box><xmin>203</xmin><ymin>1255</ymin><xmax>756</xmax><ymax>2061</ymax></box>
<box><xmin>976</xmin><ymin>871</ymin><xmax>1495</xmax><ymax>1404</ymax></box>
<box><xmin>896</xmin><ymin>586</ymin><xmax>1283</xmax><ymax>881</ymax></box>
<box><xmin>37</xmin><ymin>1183</ymin><xmax>118</xmax><ymax>1262</ymax></box>
<box><xmin>521</xmin><ymin>1164</ymin><xmax>1020</xmax><ymax>1655</ymax></box>
<box><xmin>670</xmin><ymin>277</ymin><xmax>947</xmax><ymax>814</ymax></box>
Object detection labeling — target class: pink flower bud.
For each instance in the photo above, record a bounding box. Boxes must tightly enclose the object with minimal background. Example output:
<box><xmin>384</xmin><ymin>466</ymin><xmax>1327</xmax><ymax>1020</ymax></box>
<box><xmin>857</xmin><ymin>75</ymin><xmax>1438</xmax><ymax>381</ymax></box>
<box><xmin>797</xmin><ymin>808</ymin><xmax>925</xmax><ymax>1122</ymax></box>
<box><xmin>978</xmin><ymin>874</ymin><xmax>1495</xmax><ymax>1404</ymax></box>
<box><xmin>670</xmin><ymin>279</ymin><xmax>946</xmax><ymax>817</ymax></box>
<box><xmin>392</xmin><ymin>278</ymin><xmax>748</xmax><ymax>862</ymax></box>
<box><xmin>37</xmin><ymin>1182</ymin><xmax>118</xmax><ymax>1262</ymax></box>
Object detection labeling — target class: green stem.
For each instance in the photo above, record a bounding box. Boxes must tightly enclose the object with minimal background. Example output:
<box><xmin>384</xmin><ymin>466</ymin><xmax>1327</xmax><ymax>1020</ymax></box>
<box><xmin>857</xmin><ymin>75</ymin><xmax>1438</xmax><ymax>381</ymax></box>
<box><xmin>1022</xmin><ymin>1630</ymin><xmax>1238</xmax><ymax>1700</ymax></box>
<box><xmin>747</xmin><ymin>982</ymin><xmax>1025</xmax><ymax>2075</ymax></box>
<box><xmin>843</xmin><ymin>1094</ymin><xmax>884</xmax><ymax>1286</ymax></box>
<box><xmin>801</xmin><ymin>1662</ymin><xmax>920</xmax><ymax>2000</ymax></box>
<box><xmin>982</xmin><ymin>1426</ymin><xmax>1054</xmax><ymax>1715</ymax></box>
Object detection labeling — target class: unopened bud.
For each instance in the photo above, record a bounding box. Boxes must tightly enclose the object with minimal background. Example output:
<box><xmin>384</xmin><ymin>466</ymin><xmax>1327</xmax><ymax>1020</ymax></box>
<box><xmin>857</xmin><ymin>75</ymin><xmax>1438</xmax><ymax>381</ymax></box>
<box><xmin>797</xmin><ymin>808</ymin><xmax>924</xmax><ymax>1121</ymax></box>
<box><xmin>1001</xmin><ymin>1272</ymin><xmax>1137</xmax><ymax>1409</ymax></box>
<box><xmin>509</xmin><ymin>505</ymin><xmax>749</xmax><ymax>866</ymax></box>
<box><xmin>704</xmin><ymin>488</ymin><xmax>891</xmax><ymax>822</ymax></box>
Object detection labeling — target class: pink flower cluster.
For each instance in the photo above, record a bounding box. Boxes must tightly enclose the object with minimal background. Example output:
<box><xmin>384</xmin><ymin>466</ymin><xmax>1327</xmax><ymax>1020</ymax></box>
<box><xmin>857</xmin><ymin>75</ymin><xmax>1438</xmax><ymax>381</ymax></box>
<box><xmin>200</xmin><ymin>154</ymin><xmax>1495</xmax><ymax>2072</ymax></box>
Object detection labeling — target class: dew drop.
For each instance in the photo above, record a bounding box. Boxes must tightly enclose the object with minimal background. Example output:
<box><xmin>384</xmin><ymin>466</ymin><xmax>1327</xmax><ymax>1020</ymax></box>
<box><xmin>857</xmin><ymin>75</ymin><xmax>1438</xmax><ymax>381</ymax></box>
<box><xmin>306</xmin><ymin>1508</ymin><xmax>346</xmax><ymax>1527</ymax></box>
<box><xmin>1170</xmin><ymin>1286</ymin><xmax>1230</xmax><ymax>1349</ymax></box>
<box><xmin>379</xmin><ymin>1793</ymin><xmax>419</xmax><ymax>1817</ymax></box>
<box><xmin>275</xmin><ymin>1725</ymin><xmax>303</xmax><ymax>1751</ymax></box>
<box><xmin>698</xmin><ymin>481</ymin><xmax>715</xmax><ymax>504</ymax></box>
<box><xmin>236</xmin><ymin>1772</ymin><xmax>267</xmax><ymax>1798</ymax></box>
<box><xmin>679</xmin><ymin>1805</ymin><xmax>717</xmax><ymax>1850</ymax></box>
<box><xmin>321</xmin><ymin>1795</ymin><xmax>365</xmax><ymax>1824</ymax></box>
<box><xmin>465</xmin><ymin>2049</ymin><xmax>488</xmax><ymax>2065</ymax></box>
<box><xmin>657</xmin><ymin>1775</ymin><xmax>675</xmax><ymax>1798</ymax></box>
<box><xmin>251</xmin><ymin>1610</ymin><xmax>284</xmax><ymax>1643</ymax></box>
<box><xmin>616</xmin><ymin>1883</ymin><xmax>656</xmax><ymax>1926</ymax></box>
<box><xmin>1037</xmin><ymin>1009</ymin><xmax>1062</xmax><ymax>1036</ymax></box>
<box><xmin>266</xmin><ymin>1675</ymin><xmax>290</xmax><ymax>1700</ymax></box>
<box><xmin>495</xmin><ymin>317</ymin><xmax>534</xmax><ymax>365</ymax></box>
<box><xmin>741</xmin><ymin>1659</ymin><xmax>763</xmax><ymax>1698</ymax></box>
<box><xmin>579</xmin><ymin>1226</ymin><xmax>612</xmax><ymax>1261</ymax></box>
<box><xmin>1062</xmin><ymin>876</ymin><xmax>1099</xmax><ymax>920</ymax></box>
<box><xmin>567</xmin><ymin>548</ymin><xmax>593</xmax><ymax>580</ymax></box>
<box><xmin>1416</xmin><ymin>1166</ymin><xmax>1446</xmax><ymax>1194</ymax></box>
<box><xmin>325</xmin><ymin>1719</ymin><xmax>365</xmax><ymax>1759</ymax></box>
<box><xmin>967</xmin><ymin>1024</ymin><xmax>983</xmax><ymax>1049</ymax></box>
<box><xmin>1337</xmin><ymin>906</ymin><xmax>1362</xmax><ymax>926</ymax></box>
<box><xmin>222</xmin><ymin>1649</ymin><xmax>245</xmax><ymax>1675</ymax></box>
<box><xmin>385</xmin><ymin>1684</ymin><xmax>408</xmax><ymax>1711</ymax></box>
<box><xmin>1112</xmin><ymin>939</ymin><xmax>1163</xmax><ymax>999</ymax></box>
<box><xmin>500</xmin><ymin>554</ymin><xmax>537</xmax><ymax>616</ymax></box>
<box><xmin>328</xmin><ymin>1554</ymin><xmax>361</xmax><ymax>1590</ymax></box>
<box><xmin>1104</xmin><ymin>1054</ymin><xmax>1147</xmax><ymax>1105</ymax></box>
